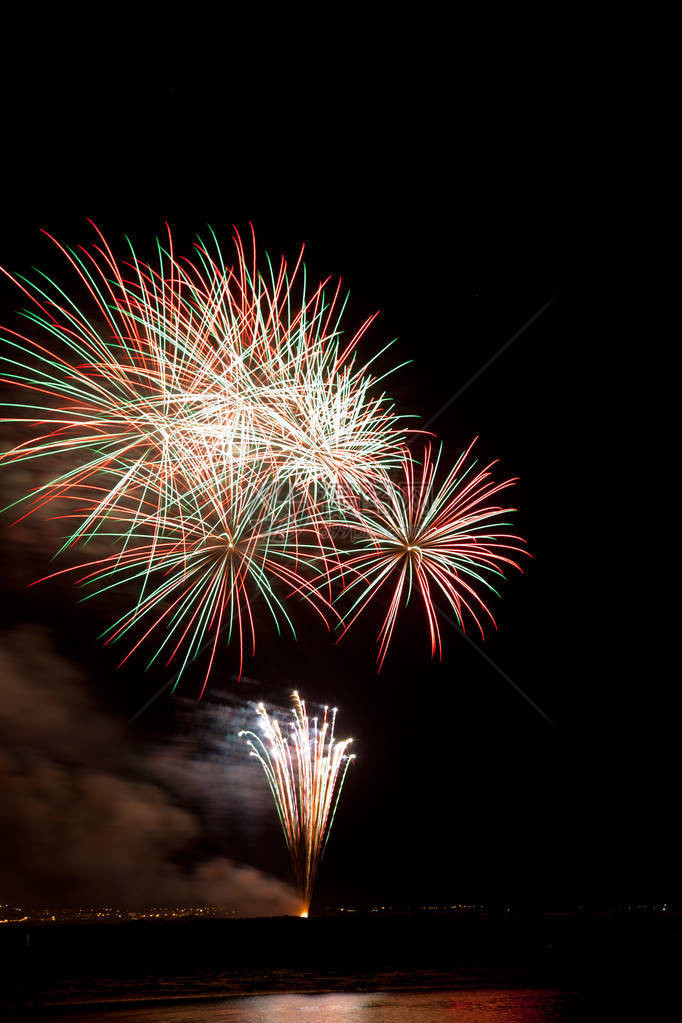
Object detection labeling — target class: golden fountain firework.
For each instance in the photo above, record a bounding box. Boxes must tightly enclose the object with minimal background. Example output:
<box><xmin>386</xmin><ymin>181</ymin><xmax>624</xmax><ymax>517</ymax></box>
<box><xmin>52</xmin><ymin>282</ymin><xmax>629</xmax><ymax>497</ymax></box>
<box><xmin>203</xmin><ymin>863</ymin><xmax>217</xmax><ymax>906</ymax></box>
<box><xmin>240</xmin><ymin>691</ymin><xmax>354</xmax><ymax>916</ymax></box>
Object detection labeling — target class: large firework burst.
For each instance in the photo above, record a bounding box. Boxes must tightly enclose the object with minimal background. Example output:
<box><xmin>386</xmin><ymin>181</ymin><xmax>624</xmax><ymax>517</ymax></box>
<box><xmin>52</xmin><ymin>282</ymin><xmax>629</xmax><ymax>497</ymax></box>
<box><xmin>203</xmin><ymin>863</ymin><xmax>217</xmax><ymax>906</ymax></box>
<box><xmin>1</xmin><ymin>224</ymin><xmax>527</xmax><ymax>684</ymax></box>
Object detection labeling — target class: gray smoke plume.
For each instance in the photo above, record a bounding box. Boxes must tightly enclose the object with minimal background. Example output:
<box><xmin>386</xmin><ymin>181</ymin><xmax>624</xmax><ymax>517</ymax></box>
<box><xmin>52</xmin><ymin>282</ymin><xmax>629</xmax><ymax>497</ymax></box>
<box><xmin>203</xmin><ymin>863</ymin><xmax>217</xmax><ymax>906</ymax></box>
<box><xmin>0</xmin><ymin>627</ymin><xmax>298</xmax><ymax>915</ymax></box>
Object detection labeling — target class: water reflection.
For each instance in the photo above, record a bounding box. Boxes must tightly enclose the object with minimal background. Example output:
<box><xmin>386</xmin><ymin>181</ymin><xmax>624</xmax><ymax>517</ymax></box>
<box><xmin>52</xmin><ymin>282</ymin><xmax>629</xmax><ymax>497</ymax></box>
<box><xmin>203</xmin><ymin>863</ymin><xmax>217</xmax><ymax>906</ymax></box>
<box><xmin>19</xmin><ymin>988</ymin><xmax>577</xmax><ymax>1022</ymax></box>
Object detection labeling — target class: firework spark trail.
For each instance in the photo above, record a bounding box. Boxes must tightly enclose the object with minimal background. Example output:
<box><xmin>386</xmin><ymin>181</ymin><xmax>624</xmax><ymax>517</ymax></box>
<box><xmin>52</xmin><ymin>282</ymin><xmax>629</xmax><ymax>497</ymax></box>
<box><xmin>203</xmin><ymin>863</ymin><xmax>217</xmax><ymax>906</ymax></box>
<box><xmin>239</xmin><ymin>692</ymin><xmax>354</xmax><ymax>916</ymax></box>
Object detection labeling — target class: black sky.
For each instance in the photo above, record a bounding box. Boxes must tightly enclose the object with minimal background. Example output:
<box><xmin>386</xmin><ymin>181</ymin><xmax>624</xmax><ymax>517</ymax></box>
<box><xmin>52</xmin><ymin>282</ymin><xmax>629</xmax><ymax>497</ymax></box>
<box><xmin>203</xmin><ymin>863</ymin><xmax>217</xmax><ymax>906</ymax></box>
<box><xmin>0</xmin><ymin>63</ymin><xmax>674</xmax><ymax>914</ymax></box>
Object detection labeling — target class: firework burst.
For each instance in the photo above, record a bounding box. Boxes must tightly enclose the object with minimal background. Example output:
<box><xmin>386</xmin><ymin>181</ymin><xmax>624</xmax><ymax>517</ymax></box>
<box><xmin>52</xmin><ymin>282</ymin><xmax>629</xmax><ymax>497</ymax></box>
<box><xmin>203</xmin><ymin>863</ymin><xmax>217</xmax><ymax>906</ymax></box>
<box><xmin>335</xmin><ymin>440</ymin><xmax>528</xmax><ymax>668</ymax></box>
<box><xmin>239</xmin><ymin>692</ymin><xmax>354</xmax><ymax>916</ymax></box>
<box><xmin>1</xmin><ymin>224</ymin><xmax>527</xmax><ymax>687</ymax></box>
<box><xmin>1</xmin><ymin>225</ymin><xmax>404</xmax><ymax>679</ymax></box>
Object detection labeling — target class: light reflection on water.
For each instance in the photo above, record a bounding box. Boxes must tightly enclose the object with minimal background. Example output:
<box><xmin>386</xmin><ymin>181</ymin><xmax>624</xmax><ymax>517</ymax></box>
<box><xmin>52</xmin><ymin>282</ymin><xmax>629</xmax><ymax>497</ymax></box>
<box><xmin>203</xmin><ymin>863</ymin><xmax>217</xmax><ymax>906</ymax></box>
<box><xmin>26</xmin><ymin>989</ymin><xmax>577</xmax><ymax>1022</ymax></box>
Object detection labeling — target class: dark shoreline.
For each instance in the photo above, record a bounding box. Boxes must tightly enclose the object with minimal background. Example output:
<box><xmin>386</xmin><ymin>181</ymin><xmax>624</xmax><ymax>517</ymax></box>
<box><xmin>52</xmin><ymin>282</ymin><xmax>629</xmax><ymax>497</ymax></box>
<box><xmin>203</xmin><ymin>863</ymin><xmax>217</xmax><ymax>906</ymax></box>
<box><xmin>1</xmin><ymin>913</ymin><xmax>678</xmax><ymax>1014</ymax></box>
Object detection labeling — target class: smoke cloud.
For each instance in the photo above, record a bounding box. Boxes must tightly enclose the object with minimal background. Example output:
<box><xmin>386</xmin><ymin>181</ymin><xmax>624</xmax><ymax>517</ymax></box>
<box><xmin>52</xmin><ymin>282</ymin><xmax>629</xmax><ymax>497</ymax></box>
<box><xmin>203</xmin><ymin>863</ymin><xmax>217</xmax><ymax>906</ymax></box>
<box><xmin>0</xmin><ymin>627</ymin><xmax>298</xmax><ymax>915</ymax></box>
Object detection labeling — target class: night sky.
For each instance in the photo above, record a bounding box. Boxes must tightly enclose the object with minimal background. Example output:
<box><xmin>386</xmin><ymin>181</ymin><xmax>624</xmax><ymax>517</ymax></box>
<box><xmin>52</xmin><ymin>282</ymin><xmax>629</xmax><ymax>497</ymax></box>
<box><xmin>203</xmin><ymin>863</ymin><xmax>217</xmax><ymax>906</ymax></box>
<box><xmin>0</xmin><ymin>71</ymin><xmax>673</xmax><ymax>917</ymax></box>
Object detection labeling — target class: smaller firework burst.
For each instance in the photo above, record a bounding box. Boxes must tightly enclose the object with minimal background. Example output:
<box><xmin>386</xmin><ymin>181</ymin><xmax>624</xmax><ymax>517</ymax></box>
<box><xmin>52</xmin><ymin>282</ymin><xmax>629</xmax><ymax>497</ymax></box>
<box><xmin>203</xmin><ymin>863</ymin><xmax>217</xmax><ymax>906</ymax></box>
<box><xmin>239</xmin><ymin>692</ymin><xmax>354</xmax><ymax>916</ymax></box>
<box><xmin>336</xmin><ymin>439</ymin><xmax>527</xmax><ymax>668</ymax></box>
